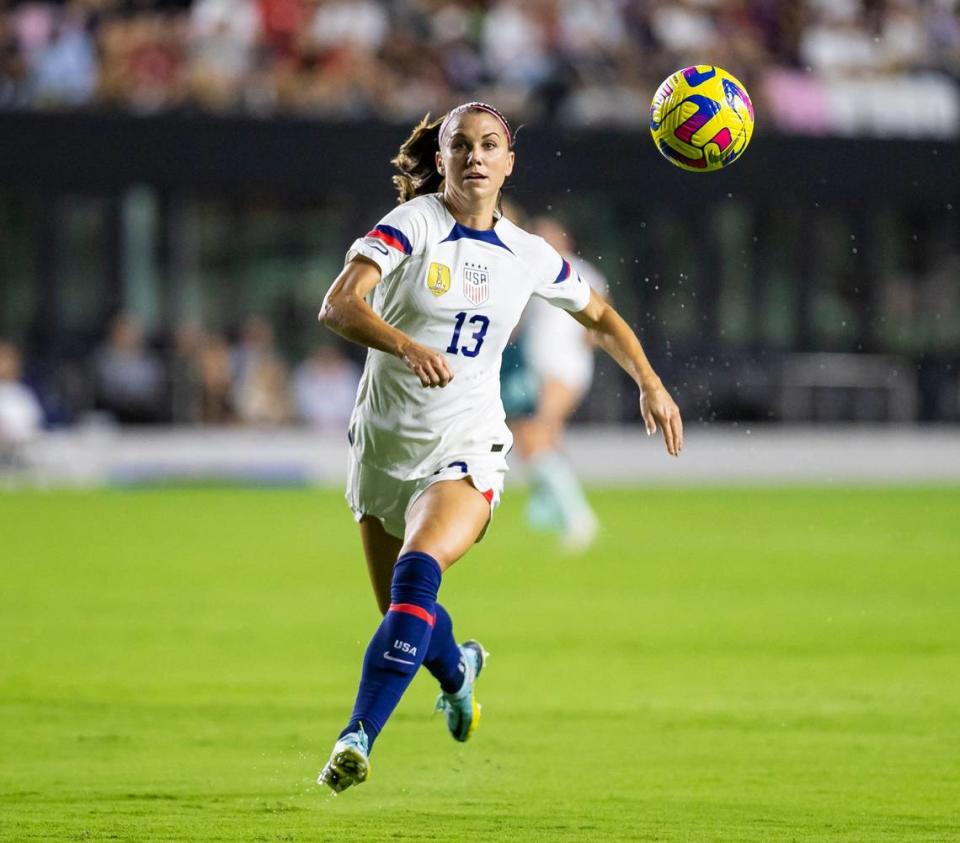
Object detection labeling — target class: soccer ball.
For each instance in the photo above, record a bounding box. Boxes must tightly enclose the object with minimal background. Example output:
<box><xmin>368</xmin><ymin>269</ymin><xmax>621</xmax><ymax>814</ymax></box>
<box><xmin>650</xmin><ymin>66</ymin><xmax>755</xmax><ymax>172</ymax></box>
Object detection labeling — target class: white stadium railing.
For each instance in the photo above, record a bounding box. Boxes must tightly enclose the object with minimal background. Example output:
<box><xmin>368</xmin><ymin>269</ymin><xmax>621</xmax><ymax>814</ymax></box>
<box><xmin>2</xmin><ymin>425</ymin><xmax>959</xmax><ymax>489</ymax></box>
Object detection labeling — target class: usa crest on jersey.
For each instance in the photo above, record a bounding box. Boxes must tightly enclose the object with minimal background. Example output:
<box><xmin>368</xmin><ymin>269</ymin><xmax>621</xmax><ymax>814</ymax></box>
<box><xmin>463</xmin><ymin>262</ymin><xmax>489</xmax><ymax>306</ymax></box>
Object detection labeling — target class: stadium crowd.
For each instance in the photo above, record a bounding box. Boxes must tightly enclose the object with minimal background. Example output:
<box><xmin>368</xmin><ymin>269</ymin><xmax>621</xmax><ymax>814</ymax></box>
<box><xmin>1</xmin><ymin>0</ymin><xmax>959</xmax><ymax>127</ymax></box>
<box><xmin>0</xmin><ymin>314</ymin><xmax>362</xmax><ymax>449</ymax></box>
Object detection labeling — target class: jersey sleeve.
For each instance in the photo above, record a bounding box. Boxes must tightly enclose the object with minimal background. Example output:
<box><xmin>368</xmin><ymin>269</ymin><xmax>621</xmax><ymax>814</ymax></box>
<box><xmin>530</xmin><ymin>239</ymin><xmax>592</xmax><ymax>312</ymax></box>
<box><xmin>345</xmin><ymin>200</ymin><xmax>429</xmax><ymax>278</ymax></box>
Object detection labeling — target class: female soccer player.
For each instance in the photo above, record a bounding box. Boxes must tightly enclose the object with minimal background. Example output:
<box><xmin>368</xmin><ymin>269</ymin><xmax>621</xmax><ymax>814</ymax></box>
<box><xmin>317</xmin><ymin>101</ymin><xmax>683</xmax><ymax>793</ymax></box>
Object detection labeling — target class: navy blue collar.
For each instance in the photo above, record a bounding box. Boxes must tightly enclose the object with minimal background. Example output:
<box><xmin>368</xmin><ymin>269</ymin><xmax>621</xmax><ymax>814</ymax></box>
<box><xmin>440</xmin><ymin>221</ymin><xmax>514</xmax><ymax>253</ymax></box>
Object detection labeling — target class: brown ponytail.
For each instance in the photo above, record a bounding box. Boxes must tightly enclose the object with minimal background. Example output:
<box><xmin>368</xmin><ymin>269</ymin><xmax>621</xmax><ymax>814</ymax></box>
<box><xmin>391</xmin><ymin>113</ymin><xmax>444</xmax><ymax>204</ymax></box>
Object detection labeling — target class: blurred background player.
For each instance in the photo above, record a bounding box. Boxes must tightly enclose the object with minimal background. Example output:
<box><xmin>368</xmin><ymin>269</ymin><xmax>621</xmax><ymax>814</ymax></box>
<box><xmin>0</xmin><ymin>340</ymin><xmax>44</xmax><ymax>469</ymax></box>
<box><xmin>501</xmin><ymin>210</ymin><xmax>609</xmax><ymax>552</ymax></box>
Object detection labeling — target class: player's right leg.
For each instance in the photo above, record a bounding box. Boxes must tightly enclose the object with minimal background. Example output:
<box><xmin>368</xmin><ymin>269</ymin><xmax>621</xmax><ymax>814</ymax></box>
<box><xmin>358</xmin><ymin>514</ymin><xmax>402</xmax><ymax>615</ymax></box>
<box><xmin>319</xmin><ymin>546</ymin><xmax>443</xmax><ymax>793</ymax></box>
<box><xmin>318</xmin><ymin>725</ymin><xmax>371</xmax><ymax>793</ymax></box>
<box><xmin>320</xmin><ymin>467</ymin><xmax>489</xmax><ymax>793</ymax></box>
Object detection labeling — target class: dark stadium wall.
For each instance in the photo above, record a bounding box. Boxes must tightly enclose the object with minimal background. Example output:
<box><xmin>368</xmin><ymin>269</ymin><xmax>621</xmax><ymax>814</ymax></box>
<box><xmin>1</xmin><ymin>111</ymin><xmax>958</xmax><ymax>205</ymax></box>
<box><xmin>1</xmin><ymin>112</ymin><xmax>958</xmax><ymax>424</ymax></box>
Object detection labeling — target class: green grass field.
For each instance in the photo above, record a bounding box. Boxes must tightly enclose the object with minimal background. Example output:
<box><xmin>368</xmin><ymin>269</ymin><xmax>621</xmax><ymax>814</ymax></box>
<box><xmin>2</xmin><ymin>486</ymin><xmax>959</xmax><ymax>842</ymax></box>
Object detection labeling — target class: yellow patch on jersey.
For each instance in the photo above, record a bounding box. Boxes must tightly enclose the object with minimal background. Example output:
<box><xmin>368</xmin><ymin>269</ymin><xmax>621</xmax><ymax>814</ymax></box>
<box><xmin>426</xmin><ymin>262</ymin><xmax>451</xmax><ymax>297</ymax></box>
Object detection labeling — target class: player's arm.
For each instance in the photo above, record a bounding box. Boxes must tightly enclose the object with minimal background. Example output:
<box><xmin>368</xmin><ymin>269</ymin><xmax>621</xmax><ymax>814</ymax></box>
<box><xmin>570</xmin><ymin>288</ymin><xmax>683</xmax><ymax>456</ymax></box>
<box><xmin>318</xmin><ymin>257</ymin><xmax>453</xmax><ymax>388</ymax></box>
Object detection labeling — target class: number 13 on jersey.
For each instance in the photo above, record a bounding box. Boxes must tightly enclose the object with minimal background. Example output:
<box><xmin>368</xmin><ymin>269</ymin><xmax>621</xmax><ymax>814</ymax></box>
<box><xmin>446</xmin><ymin>311</ymin><xmax>490</xmax><ymax>358</ymax></box>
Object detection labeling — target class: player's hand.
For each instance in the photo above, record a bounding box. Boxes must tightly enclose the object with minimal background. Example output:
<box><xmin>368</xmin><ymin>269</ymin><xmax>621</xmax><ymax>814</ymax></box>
<box><xmin>399</xmin><ymin>341</ymin><xmax>454</xmax><ymax>388</ymax></box>
<box><xmin>640</xmin><ymin>378</ymin><xmax>683</xmax><ymax>457</ymax></box>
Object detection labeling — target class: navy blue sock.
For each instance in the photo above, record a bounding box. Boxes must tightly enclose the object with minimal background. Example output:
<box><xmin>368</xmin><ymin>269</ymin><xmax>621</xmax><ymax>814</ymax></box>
<box><xmin>340</xmin><ymin>551</ymin><xmax>442</xmax><ymax>750</ymax></box>
<box><xmin>422</xmin><ymin>603</ymin><xmax>466</xmax><ymax>694</ymax></box>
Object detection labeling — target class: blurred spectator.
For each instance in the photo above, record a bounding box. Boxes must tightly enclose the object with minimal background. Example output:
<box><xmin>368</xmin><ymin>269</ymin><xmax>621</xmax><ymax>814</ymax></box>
<box><xmin>649</xmin><ymin>0</ymin><xmax>718</xmax><ymax>56</ymax></box>
<box><xmin>927</xmin><ymin>0</ymin><xmax>960</xmax><ymax>74</ymax></box>
<box><xmin>195</xmin><ymin>330</ymin><xmax>235</xmax><ymax>424</ymax></box>
<box><xmin>98</xmin><ymin>9</ymin><xmax>187</xmax><ymax>112</ymax></box>
<box><xmin>799</xmin><ymin>2</ymin><xmax>881</xmax><ymax>77</ymax></box>
<box><xmin>29</xmin><ymin>2</ymin><xmax>96</xmax><ymax>107</ymax></box>
<box><xmin>258</xmin><ymin>0</ymin><xmax>308</xmax><ymax>57</ymax></box>
<box><xmin>168</xmin><ymin>322</ymin><xmax>243</xmax><ymax>426</ymax></box>
<box><xmin>481</xmin><ymin>1</ymin><xmax>551</xmax><ymax>93</ymax></box>
<box><xmin>0</xmin><ymin>6</ymin><xmax>28</xmax><ymax>107</ymax></box>
<box><xmin>0</xmin><ymin>340</ymin><xmax>44</xmax><ymax>464</ymax></box>
<box><xmin>305</xmin><ymin>0</ymin><xmax>387</xmax><ymax>52</ymax></box>
<box><xmin>9</xmin><ymin>2</ymin><xmax>57</xmax><ymax>66</ymax></box>
<box><xmin>187</xmin><ymin>0</ymin><xmax>261</xmax><ymax>111</ymax></box>
<box><xmin>293</xmin><ymin>344</ymin><xmax>360</xmax><ymax>430</ymax></box>
<box><xmin>231</xmin><ymin>314</ymin><xmax>292</xmax><ymax>426</ymax></box>
<box><xmin>93</xmin><ymin>313</ymin><xmax>167</xmax><ymax>424</ymax></box>
<box><xmin>169</xmin><ymin>320</ymin><xmax>205</xmax><ymax>423</ymax></box>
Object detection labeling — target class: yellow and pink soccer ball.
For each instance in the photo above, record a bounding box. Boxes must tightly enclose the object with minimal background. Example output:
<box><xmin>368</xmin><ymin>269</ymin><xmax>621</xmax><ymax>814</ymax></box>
<box><xmin>650</xmin><ymin>66</ymin><xmax>755</xmax><ymax>172</ymax></box>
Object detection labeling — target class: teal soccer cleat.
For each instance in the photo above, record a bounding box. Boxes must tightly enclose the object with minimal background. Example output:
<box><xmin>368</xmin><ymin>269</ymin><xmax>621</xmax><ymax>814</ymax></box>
<box><xmin>317</xmin><ymin>725</ymin><xmax>371</xmax><ymax>794</ymax></box>
<box><xmin>435</xmin><ymin>640</ymin><xmax>488</xmax><ymax>742</ymax></box>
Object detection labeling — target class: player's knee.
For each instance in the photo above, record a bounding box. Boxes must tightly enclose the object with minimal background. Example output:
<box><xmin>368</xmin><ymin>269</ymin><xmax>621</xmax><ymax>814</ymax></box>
<box><xmin>399</xmin><ymin>535</ymin><xmax>451</xmax><ymax>571</ymax></box>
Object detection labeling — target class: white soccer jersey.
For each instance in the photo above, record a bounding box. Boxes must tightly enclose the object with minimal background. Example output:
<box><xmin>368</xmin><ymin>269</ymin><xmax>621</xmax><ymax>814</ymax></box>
<box><xmin>344</xmin><ymin>192</ymin><xmax>591</xmax><ymax>479</ymax></box>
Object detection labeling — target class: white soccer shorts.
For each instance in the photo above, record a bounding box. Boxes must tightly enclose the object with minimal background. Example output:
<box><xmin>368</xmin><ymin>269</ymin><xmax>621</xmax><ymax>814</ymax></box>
<box><xmin>346</xmin><ymin>451</ymin><xmax>506</xmax><ymax>539</ymax></box>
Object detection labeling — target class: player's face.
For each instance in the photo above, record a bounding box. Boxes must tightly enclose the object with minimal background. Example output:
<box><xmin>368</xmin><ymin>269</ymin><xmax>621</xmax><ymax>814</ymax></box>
<box><xmin>436</xmin><ymin>111</ymin><xmax>515</xmax><ymax>207</ymax></box>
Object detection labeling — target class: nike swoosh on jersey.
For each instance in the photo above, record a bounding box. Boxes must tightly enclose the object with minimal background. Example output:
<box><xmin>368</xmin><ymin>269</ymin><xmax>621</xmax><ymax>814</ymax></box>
<box><xmin>383</xmin><ymin>651</ymin><xmax>415</xmax><ymax>665</ymax></box>
<box><xmin>370</xmin><ymin>242</ymin><xmax>389</xmax><ymax>255</ymax></box>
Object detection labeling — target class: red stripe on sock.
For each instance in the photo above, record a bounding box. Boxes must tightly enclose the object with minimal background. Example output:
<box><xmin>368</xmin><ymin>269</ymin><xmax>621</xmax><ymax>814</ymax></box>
<box><xmin>388</xmin><ymin>603</ymin><xmax>435</xmax><ymax>627</ymax></box>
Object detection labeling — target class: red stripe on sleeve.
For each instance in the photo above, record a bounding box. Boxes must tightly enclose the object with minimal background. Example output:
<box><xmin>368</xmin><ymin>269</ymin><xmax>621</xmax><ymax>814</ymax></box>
<box><xmin>367</xmin><ymin>229</ymin><xmax>407</xmax><ymax>253</ymax></box>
